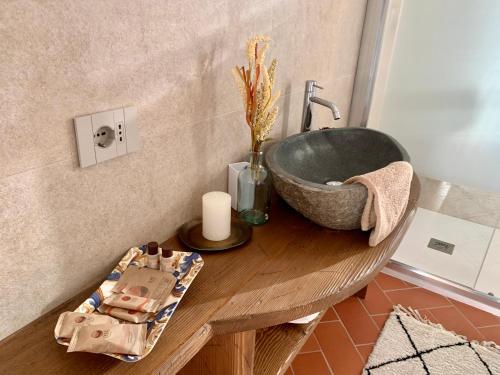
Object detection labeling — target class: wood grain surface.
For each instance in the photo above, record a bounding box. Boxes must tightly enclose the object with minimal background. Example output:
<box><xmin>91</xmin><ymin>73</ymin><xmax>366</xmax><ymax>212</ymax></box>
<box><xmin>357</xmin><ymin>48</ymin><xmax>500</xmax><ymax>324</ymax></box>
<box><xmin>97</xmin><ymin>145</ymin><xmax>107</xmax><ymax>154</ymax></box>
<box><xmin>178</xmin><ymin>330</ymin><xmax>256</xmax><ymax>375</ymax></box>
<box><xmin>254</xmin><ymin>311</ymin><xmax>325</xmax><ymax>375</ymax></box>
<box><xmin>0</xmin><ymin>176</ymin><xmax>420</xmax><ymax>374</ymax></box>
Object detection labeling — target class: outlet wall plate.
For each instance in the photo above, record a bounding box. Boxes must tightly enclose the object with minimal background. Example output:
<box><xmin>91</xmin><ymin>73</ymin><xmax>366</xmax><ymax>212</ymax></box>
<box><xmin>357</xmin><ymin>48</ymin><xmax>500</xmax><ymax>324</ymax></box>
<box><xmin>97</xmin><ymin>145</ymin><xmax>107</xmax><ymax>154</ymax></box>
<box><xmin>74</xmin><ymin>106</ymin><xmax>139</xmax><ymax>168</ymax></box>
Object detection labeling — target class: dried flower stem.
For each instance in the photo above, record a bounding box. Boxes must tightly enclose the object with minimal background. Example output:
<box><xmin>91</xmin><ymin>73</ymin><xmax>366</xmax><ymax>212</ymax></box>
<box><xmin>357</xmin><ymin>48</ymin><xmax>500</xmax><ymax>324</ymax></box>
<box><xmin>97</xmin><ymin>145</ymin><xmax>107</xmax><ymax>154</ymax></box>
<box><xmin>232</xmin><ymin>35</ymin><xmax>280</xmax><ymax>152</ymax></box>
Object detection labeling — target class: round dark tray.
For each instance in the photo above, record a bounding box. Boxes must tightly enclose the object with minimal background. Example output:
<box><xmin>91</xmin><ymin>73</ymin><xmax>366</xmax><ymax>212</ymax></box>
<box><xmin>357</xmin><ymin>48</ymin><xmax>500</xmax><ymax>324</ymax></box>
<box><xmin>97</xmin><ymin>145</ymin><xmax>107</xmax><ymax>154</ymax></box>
<box><xmin>178</xmin><ymin>218</ymin><xmax>252</xmax><ymax>252</ymax></box>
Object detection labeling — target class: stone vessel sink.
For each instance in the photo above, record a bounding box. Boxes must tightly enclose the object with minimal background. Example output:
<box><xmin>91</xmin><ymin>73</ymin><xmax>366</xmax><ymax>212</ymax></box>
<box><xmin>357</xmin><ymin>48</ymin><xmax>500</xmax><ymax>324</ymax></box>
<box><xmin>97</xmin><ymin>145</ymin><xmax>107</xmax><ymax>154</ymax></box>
<box><xmin>266</xmin><ymin>127</ymin><xmax>410</xmax><ymax>230</ymax></box>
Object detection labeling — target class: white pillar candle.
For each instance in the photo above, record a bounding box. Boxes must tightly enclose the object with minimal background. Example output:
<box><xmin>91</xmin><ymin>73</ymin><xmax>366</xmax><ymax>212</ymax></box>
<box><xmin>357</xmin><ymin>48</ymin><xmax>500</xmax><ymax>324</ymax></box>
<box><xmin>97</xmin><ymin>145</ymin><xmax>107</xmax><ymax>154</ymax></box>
<box><xmin>202</xmin><ymin>191</ymin><xmax>232</xmax><ymax>241</ymax></box>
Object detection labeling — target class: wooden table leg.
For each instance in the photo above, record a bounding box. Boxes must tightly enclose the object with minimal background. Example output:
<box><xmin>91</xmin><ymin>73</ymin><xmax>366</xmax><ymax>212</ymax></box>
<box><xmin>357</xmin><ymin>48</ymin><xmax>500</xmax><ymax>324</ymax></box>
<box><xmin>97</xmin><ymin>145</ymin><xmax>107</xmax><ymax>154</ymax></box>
<box><xmin>355</xmin><ymin>285</ymin><xmax>368</xmax><ymax>299</ymax></box>
<box><xmin>178</xmin><ymin>330</ymin><xmax>256</xmax><ymax>375</ymax></box>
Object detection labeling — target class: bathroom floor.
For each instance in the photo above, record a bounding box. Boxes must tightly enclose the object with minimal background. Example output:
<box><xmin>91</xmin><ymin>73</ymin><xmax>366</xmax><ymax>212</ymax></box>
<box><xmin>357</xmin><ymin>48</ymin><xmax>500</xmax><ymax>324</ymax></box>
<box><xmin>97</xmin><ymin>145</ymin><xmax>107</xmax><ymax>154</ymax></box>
<box><xmin>286</xmin><ymin>272</ymin><xmax>500</xmax><ymax>375</ymax></box>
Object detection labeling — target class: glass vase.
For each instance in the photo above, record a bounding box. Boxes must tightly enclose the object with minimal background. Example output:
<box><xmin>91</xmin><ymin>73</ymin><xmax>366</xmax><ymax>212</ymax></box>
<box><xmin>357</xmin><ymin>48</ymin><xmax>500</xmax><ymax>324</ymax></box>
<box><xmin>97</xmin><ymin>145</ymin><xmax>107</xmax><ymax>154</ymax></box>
<box><xmin>237</xmin><ymin>151</ymin><xmax>271</xmax><ymax>225</ymax></box>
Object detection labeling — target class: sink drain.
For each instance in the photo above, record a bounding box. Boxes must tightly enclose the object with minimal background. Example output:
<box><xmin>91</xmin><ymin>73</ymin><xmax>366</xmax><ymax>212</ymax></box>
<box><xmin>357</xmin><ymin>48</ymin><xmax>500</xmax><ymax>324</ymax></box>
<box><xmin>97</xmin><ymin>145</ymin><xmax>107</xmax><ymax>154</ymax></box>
<box><xmin>325</xmin><ymin>181</ymin><xmax>343</xmax><ymax>186</ymax></box>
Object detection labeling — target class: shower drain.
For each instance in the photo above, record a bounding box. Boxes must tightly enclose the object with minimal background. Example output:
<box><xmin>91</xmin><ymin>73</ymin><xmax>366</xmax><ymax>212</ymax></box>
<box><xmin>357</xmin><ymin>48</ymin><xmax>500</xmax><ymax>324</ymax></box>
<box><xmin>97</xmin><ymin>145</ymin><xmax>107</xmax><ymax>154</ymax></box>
<box><xmin>427</xmin><ymin>238</ymin><xmax>455</xmax><ymax>255</ymax></box>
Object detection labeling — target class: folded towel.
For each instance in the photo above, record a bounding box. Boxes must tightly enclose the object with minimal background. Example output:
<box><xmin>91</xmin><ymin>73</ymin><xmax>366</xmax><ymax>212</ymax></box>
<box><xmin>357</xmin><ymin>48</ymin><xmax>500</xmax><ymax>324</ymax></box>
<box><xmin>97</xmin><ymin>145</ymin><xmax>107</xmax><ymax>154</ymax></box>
<box><xmin>344</xmin><ymin>161</ymin><xmax>413</xmax><ymax>246</ymax></box>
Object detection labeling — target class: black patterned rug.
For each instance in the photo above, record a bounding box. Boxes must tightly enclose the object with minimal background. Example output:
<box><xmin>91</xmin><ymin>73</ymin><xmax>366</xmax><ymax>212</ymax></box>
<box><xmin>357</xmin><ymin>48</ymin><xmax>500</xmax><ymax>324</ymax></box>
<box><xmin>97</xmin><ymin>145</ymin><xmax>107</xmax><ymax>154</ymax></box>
<box><xmin>363</xmin><ymin>305</ymin><xmax>500</xmax><ymax>374</ymax></box>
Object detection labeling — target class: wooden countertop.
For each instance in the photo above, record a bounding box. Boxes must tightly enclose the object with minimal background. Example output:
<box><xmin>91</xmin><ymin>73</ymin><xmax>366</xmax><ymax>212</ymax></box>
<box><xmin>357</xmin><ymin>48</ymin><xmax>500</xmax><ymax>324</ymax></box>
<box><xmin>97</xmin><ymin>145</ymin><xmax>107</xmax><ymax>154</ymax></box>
<box><xmin>0</xmin><ymin>177</ymin><xmax>420</xmax><ymax>375</ymax></box>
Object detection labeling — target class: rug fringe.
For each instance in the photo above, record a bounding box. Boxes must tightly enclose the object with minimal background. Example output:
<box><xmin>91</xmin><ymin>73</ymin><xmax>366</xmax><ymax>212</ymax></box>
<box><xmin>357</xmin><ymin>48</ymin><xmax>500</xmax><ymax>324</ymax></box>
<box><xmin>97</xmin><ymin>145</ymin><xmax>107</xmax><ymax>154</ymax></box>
<box><xmin>481</xmin><ymin>341</ymin><xmax>500</xmax><ymax>355</ymax></box>
<box><xmin>393</xmin><ymin>304</ymin><xmax>500</xmax><ymax>354</ymax></box>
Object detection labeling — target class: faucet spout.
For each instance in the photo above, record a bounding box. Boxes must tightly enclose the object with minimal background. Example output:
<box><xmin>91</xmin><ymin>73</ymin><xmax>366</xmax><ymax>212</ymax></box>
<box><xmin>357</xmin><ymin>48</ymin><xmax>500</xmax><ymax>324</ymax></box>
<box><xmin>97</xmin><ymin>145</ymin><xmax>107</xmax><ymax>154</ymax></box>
<box><xmin>300</xmin><ymin>80</ymin><xmax>342</xmax><ymax>132</ymax></box>
<box><xmin>310</xmin><ymin>97</ymin><xmax>341</xmax><ymax>121</ymax></box>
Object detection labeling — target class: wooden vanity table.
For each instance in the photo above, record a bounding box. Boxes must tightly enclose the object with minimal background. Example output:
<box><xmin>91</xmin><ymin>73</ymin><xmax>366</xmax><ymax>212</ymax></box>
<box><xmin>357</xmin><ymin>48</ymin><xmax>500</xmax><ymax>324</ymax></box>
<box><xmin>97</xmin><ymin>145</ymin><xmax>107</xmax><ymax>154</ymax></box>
<box><xmin>0</xmin><ymin>177</ymin><xmax>419</xmax><ymax>375</ymax></box>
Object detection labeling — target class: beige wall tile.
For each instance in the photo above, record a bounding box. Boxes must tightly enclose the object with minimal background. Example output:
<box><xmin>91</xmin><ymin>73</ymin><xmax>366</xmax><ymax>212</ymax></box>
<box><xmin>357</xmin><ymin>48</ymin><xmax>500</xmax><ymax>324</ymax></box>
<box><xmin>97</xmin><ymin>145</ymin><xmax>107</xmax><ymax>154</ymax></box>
<box><xmin>0</xmin><ymin>110</ymin><xmax>249</xmax><ymax>338</ymax></box>
<box><xmin>270</xmin><ymin>0</ymin><xmax>366</xmax><ymax>91</ymax></box>
<box><xmin>0</xmin><ymin>0</ymin><xmax>274</xmax><ymax>177</ymax></box>
<box><xmin>270</xmin><ymin>74</ymin><xmax>356</xmax><ymax>139</ymax></box>
<box><xmin>0</xmin><ymin>0</ymin><xmax>367</xmax><ymax>339</ymax></box>
<box><xmin>418</xmin><ymin>176</ymin><xmax>453</xmax><ymax>212</ymax></box>
<box><xmin>418</xmin><ymin>176</ymin><xmax>500</xmax><ymax>228</ymax></box>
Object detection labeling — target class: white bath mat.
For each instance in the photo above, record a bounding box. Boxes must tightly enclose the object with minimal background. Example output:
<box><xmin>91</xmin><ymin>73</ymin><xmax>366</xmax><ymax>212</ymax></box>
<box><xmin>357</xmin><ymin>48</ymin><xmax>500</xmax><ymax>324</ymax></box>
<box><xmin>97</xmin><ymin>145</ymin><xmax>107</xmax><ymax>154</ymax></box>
<box><xmin>363</xmin><ymin>305</ymin><xmax>500</xmax><ymax>374</ymax></box>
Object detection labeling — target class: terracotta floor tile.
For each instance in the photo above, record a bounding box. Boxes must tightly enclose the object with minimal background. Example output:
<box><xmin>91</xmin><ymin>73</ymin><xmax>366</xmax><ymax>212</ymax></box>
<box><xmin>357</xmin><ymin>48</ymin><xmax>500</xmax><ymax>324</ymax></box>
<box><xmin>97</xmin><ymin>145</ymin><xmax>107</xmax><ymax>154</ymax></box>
<box><xmin>356</xmin><ymin>344</ymin><xmax>374</xmax><ymax>363</ymax></box>
<box><xmin>478</xmin><ymin>326</ymin><xmax>500</xmax><ymax>344</ymax></box>
<box><xmin>315</xmin><ymin>321</ymin><xmax>363</xmax><ymax>375</ymax></box>
<box><xmin>450</xmin><ymin>299</ymin><xmax>500</xmax><ymax>328</ymax></box>
<box><xmin>321</xmin><ymin>307</ymin><xmax>339</xmax><ymax>322</ymax></box>
<box><xmin>428</xmin><ymin>306</ymin><xmax>485</xmax><ymax>342</ymax></box>
<box><xmin>385</xmin><ymin>287</ymin><xmax>451</xmax><ymax>309</ymax></box>
<box><xmin>375</xmin><ymin>272</ymin><xmax>411</xmax><ymax>290</ymax></box>
<box><xmin>299</xmin><ymin>333</ymin><xmax>320</xmax><ymax>353</ymax></box>
<box><xmin>292</xmin><ymin>352</ymin><xmax>331</xmax><ymax>375</ymax></box>
<box><xmin>334</xmin><ymin>297</ymin><xmax>380</xmax><ymax>345</ymax></box>
<box><xmin>303</xmin><ymin>273</ymin><xmax>500</xmax><ymax>375</ymax></box>
<box><xmin>403</xmin><ymin>280</ymin><xmax>418</xmax><ymax>287</ymax></box>
<box><xmin>371</xmin><ymin>314</ymin><xmax>390</xmax><ymax>329</ymax></box>
<box><xmin>360</xmin><ymin>281</ymin><xmax>394</xmax><ymax>315</ymax></box>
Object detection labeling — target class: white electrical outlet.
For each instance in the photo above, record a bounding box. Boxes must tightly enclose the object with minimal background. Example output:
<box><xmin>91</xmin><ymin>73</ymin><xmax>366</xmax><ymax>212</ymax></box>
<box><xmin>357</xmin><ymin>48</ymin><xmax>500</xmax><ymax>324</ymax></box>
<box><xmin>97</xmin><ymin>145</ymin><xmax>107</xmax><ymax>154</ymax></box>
<box><xmin>74</xmin><ymin>106</ymin><xmax>139</xmax><ymax>168</ymax></box>
<box><xmin>92</xmin><ymin>109</ymin><xmax>117</xmax><ymax>164</ymax></box>
<box><xmin>114</xmin><ymin>108</ymin><xmax>127</xmax><ymax>157</ymax></box>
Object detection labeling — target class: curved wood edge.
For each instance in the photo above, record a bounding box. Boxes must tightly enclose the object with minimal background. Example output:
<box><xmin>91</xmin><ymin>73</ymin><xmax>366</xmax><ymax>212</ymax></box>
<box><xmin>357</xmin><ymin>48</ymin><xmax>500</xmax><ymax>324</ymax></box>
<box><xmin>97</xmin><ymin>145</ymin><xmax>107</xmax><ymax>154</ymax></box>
<box><xmin>138</xmin><ymin>174</ymin><xmax>420</xmax><ymax>373</ymax></box>
<box><xmin>208</xmin><ymin>174</ymin><xmax>421</xmax><ymax>335</ymax></box>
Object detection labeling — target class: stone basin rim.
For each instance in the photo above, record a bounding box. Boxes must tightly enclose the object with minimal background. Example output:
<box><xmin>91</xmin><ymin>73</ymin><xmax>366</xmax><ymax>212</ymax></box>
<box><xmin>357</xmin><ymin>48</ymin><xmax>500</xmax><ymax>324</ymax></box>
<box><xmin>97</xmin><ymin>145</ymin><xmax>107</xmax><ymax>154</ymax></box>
<box><xmin>265</xmin><ymin>127</ymin><xmax>410</xmax><ymax>192</ymax></box>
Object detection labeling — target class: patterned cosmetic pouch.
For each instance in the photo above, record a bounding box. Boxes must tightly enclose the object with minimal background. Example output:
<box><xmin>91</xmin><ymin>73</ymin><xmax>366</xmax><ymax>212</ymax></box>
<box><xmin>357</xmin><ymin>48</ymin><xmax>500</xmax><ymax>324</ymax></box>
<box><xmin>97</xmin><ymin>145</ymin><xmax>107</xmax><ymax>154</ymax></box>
<box><xmin>54</xmin><ymin>245</ymin><xmax>204</xmax><ymax>362</ymax></box>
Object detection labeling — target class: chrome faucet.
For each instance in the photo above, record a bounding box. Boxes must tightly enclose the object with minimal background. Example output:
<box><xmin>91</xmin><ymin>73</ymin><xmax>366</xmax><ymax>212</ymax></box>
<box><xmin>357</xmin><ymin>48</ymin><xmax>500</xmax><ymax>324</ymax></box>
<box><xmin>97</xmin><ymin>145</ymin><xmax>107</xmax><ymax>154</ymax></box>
<box><xmin>300</xmin><ymin>80</ymin><xmax>341</xmax><ymax>132</ymax></box>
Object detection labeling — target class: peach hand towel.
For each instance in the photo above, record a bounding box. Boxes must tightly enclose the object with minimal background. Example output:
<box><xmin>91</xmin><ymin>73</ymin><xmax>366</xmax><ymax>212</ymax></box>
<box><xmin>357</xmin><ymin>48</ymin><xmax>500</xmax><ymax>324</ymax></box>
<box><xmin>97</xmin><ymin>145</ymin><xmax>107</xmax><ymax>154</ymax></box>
<box><xmin>344</xmin><ymin>161</ymin><xmax>413</xmax><ymax>247</ymax></box>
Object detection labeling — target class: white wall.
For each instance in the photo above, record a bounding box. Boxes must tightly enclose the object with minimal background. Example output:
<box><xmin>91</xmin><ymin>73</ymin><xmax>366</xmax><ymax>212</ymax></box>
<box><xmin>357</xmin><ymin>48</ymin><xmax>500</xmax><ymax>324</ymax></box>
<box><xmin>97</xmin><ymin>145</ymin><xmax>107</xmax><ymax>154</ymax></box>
<box><xmin>373</xmin><ymin>0</ymin><xmax>500</xmax><ymax>192</ymax></box>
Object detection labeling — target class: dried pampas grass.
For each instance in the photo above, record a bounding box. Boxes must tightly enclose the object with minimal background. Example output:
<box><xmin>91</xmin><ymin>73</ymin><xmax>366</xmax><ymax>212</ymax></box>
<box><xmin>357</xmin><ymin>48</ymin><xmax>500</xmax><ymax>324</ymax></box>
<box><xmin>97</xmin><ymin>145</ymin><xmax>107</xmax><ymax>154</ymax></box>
<box><xmin>232</xmin><ymin>35</ymin><xmax>280</xmax><ymax>152</ymax></box>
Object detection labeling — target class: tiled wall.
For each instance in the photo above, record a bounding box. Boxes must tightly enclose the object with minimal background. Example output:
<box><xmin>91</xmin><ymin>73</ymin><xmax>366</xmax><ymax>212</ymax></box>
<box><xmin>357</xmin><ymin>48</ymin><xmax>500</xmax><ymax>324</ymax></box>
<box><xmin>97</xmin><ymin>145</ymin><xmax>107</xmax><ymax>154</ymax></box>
<box><xmin>0</xmin><ymin>1</ymin><xmax>367</xmax><ymax>339</ymax></box>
